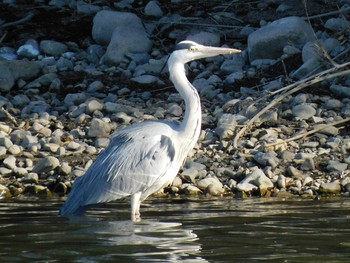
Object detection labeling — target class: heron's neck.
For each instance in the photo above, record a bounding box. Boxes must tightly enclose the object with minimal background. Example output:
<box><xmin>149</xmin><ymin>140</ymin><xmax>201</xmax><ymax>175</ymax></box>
<box><xmin>169</xmin><ymin>61</ymin><xmax>201</xmax><ymax>142</ymax></box>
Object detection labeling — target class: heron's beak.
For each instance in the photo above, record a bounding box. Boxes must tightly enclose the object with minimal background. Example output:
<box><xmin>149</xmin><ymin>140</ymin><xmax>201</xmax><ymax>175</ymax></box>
<box><xmin>200</xmin><ymin>46</ymin><xmax>241</xmax><ymax>56</ymax></box>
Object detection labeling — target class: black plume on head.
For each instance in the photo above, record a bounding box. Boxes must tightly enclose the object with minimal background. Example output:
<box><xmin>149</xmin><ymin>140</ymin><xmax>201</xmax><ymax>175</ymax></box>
<box><xmin>174</xmin><ymin>40</ymin><xmax>198</xmax><ymax>51</ymax></box>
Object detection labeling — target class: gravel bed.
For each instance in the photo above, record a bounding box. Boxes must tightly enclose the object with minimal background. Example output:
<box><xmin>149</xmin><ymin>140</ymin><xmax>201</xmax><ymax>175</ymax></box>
<box><xmin>0</xmin><ymin>0</ymin><xmax>350</xmax><ymax>201</ymax></box>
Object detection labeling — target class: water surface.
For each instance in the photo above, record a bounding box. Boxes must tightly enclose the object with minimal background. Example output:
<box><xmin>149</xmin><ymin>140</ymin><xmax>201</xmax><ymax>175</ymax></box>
<box><xmin>0</xmin><ymin>196</ymin><xmax>349</xmax><ymax>262</ymax></box>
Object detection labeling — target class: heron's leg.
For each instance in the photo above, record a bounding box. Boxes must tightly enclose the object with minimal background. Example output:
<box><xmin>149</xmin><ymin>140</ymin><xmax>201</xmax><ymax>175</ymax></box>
<box><xmin>131</xmin><ymin>192</ymin><xmax>142</xmax><ymax>221</ymax></box>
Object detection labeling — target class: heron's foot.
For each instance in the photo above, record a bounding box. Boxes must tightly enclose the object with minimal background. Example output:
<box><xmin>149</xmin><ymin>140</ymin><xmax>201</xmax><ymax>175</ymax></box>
<box><xmin>131</xmin><ymin>212</ymin><xmax>141</xmax><ymax>222</ymax></box>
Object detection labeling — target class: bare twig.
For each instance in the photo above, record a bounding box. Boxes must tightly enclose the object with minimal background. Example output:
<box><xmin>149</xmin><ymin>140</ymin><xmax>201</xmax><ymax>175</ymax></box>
<box><xmin>0</xmin><ymin>107</ymin><xmax>17</xmax><ymax>126</ymax></box>
<box><xmin>233</xmin><ymin>65</ymin><xmax>350</xmax><ymax>148</ymax></box>
<box><xmin>159</xmin><ymin>20</ymin><xmax>252</xmax><ymax>29</ymax></box>
<box><xmin>301</xmin><ymin>6</ymin><xmax>350</xmax><ymax>20</ymax></box>
<box><xmin>1</xmin><ymin>12</ymin><xmax>34</xmax><ymax>28</ymax></box>
<box><xmin>265</xmin><ymin>117</ymin><xmax>350</xmax><ymax>148</ymax></box>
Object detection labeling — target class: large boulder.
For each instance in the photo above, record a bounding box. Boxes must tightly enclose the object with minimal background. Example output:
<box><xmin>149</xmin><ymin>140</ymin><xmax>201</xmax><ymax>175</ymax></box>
<box><xmin>248</xmin><ymin>16</ymin><xmax>315</xmax><ymax>62</ymax></box>
<box><xmin>0</xmin><ymin>61</ymin><xmax>42</xmax><ymax>92</ymax></box>
<box><xmin>92</xmin><ymin>10</ymin><xmax>152</xmax><ymax>65</ymax></box>
<box><xmin>92</xmin><ymin>10</ymin><xmax>145</xmax><ymax>45</ymax></box>
<box><xmin>102</xmin><ymin>26</ymin><xmax>152</xmax><ymax>65</ymax></box>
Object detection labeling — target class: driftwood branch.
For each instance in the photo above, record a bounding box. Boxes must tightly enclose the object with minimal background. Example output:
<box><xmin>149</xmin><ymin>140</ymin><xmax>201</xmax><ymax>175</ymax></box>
<box><xmin>0</xmin><ymin>107</ymin><xmax>18</xmax><ymax>126</ymax></box>
<box><xmin>233</xmin><ymin>63</ymin><xmax>350</xmax><ymax>148</ymax></box>
<box><xmin>1</xmin><ymin>12</ymin><xmax>34</xmax><ymax>28</ymax></box>
<box><xmin>265</xmin><ymin>117</ymin><xmax>350</xmax><ymax>148</ymax></box>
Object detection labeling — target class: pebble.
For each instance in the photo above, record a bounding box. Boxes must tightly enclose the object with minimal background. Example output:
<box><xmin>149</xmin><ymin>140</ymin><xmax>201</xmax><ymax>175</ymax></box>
<box><xmin>253</xmin><ymin>151</ymin><xmax>279</xmax><ymax>168</ymax></box>
<box><xmin>292</xmin><ymin>104</ymin><xmax>316</xmax><ymax>119</ymax></box>
<box><xmin>319</xmin><ymin>182</ymin><xmax>341</xmax><ymax>195</ymax></box>
<box><xmin>3</xmin><ymin>155</ymin><xmax>17</xmax><ymax>170</ymax></box>
<box><xmin>40</xmin><ymin>40</ymin><xmax>68</xmax><ymax>57</ymax></box>
<box><xmin>196</xmin><ymin>176</ymin><xmax>223</xmax><ymax>191</ymax></box>
<box><xmin>237</xmin><ymin>169</ymin><xmax>274</xmax><ymax>193</ymax></box>
<box><xmin>21</xmin><ymin>173</ymin><xmax>39</xmax><ymax>184</ymax></box>
<box><xmin>32</xmin><ymin>156</ymin><xmax>60</xmax><ymax>174</ymax></box>
<box><xmin>88</xmin><ymin>118</ymin><xmax>111</xmax><ymax>138</ymax></box>
<box><xmin>144</xmin><ymin>1</ymin><xmax>163</xmax><ymax>17</ymax></box>
<box><xmin>327</xmin><ymin>161</ymin><xmax>348</xmax><ymax>173</ymax></box>
<box><xmin>324</xmin><ymin>17</ymin><xmax>349</xmax><ymax>32</ymax></box>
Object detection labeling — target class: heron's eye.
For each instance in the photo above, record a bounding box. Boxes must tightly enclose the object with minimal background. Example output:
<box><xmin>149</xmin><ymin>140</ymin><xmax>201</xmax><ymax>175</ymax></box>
<box><xmin>189</xmin><ymin>47</ymin><xmax>198</xmax><ymax>52</ymax></box>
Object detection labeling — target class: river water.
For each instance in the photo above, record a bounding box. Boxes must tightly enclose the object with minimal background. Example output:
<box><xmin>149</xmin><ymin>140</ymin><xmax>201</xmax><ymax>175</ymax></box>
<box><xmin>0</xmin><ymin>196</ymin><xmax>349</xmax><ymax>262</ymax></box>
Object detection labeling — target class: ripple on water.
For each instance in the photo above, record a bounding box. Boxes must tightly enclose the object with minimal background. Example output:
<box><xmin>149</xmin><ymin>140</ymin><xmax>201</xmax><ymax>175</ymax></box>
<box><xmin>0</xmin><ymin>196</ymin><xmax>350</xmax><ymax>262</ymax></box>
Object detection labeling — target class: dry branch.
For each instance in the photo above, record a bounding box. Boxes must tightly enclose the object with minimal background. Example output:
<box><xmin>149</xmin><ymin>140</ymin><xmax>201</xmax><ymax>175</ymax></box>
<box><xmin>265</xmin><ymin>117</ymin><xmax>350</xmax><ymax>148</ymax></box>
<box><xmin>233</xmin><ymin>63</ymin><xmax>350</xmax><ymax>148</ymax></box>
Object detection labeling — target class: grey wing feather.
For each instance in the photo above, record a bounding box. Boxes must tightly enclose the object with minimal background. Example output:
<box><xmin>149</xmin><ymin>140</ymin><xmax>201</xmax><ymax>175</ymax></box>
<box><xmin>60</xmin><ymin>122</ymin><xmax>177</xmax><ymax>216</ymax></box>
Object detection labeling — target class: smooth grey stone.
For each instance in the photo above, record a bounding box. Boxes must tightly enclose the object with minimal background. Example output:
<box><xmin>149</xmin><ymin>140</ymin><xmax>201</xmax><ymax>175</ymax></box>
<box><xmin>248</xmin><ymin>16</ymin><xmax>315</xmax><ymax>62</ymax></box>
<box><xmin>32</xmin><ymin>156</ymin><xmax>60</xmax><ymax>174</ymax></box>
<box><xmin>40</xmin><ymin>40</ymin><xmax>68</xmax><ymax>57</ymax></box>
<box><xmin>144</xmin><ymin>0</ymin><xmax>163</xmax><ymax>17</ymax></box>
<box><xmin>292</xmin><ymin>103</ymin><xmax>316</xmax><ymax>119</ymax></box>
<box><xmin>319</xmin><ymin>182</ymin><xmax>341</xmax><ymax>194</ymax></box>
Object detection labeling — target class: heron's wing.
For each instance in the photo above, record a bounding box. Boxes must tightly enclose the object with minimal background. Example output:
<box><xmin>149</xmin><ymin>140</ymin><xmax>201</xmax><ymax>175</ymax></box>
<box><xmin>60</xmin><ymin>122</ymin><xmax>177</xmax><ymax>215</ymax></box>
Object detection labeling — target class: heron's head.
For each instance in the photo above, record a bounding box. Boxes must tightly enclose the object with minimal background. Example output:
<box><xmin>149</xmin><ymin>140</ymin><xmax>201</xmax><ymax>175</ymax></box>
<box><xmin>169</xmin><ymin>40</ymin><xmax>241</xmax><ymax>64</ymax></box>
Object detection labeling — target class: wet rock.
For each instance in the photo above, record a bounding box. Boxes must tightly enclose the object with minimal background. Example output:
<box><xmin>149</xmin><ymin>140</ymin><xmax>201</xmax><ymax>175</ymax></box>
<box><xmin>24</xmin><ymin>185</ymin><xmax>50</xmax><ymax>195</ymax></box>
<box><xmin>181</xmin><ymin>184</ymin><xmax>201</xmax><ymax>195</ymax></box>
<box><xmin>237</xmin><ymin>169</ymin><xmax>273</xmax><ymax>192</ymax></box>
<box><xmin>181</xmin><ymin>167</ymin><xmax>199</xmax><ymax>183</ymax></box>
<box><xmin>248</xmin><ymin>16</ymin><xmax>315</xmax><ymax>62</ymax></box>
<box><xmin>32</xmin><ymin>156</ymin><xmax>60</xmax><ymax>174</ymax></box>
<box><xmin>196</xmin><ymin>176</ymin><xmax>223</xmax><ymax>191</ymax></box>
<box><xmin>53</xmin><ymin>182</ymin><xmax>68</xmax><ymax>194</ymax></box>
<box><xmin>0</xmin><ymin>184</ymin><xmax>11</xmax><ymax>198</ymax></box>
<box><xmin>319</xmin><ymin>182</ymin><xmax>341</xmax><ymax>194</ymax></box>
<box><xmin>21</xmin><ymin>173</ymin><xmax>39</xmax><ymax>184</ymax></box>
<box><xmin>204</xmin><ymin>183</ymin><xmax>225</xmax><ymax>196</ymax></box>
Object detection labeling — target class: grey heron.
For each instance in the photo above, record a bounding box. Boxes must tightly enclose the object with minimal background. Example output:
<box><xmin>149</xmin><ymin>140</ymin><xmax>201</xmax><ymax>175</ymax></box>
<box><xmin>60</xmin><ymin>40</ymin><xmax>241</xmax><ymax>220</ymax></box>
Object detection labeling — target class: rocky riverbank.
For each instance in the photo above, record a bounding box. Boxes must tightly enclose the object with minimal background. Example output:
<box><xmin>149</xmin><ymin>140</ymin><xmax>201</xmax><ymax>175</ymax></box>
<box><xmin>0</xmin><ymin>1</ymin><xmax>350</xmax><ymax>201</ymax></box>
